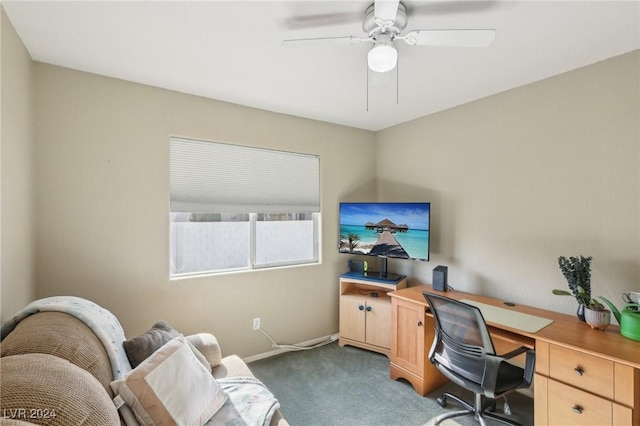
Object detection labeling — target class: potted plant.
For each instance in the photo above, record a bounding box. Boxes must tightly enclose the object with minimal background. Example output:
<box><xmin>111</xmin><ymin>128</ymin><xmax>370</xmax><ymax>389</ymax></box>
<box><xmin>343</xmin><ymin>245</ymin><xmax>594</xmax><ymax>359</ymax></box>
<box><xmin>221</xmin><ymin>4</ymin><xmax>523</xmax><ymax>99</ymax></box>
<box><xmin>552</xmin><ymin>255</ymin><xmax>592</xmax><ymax>321</ymax></box>
<box><xmin>583</xmin><ymin>297</ymin><xmax>611</xmax><ymax>330</ymax></box>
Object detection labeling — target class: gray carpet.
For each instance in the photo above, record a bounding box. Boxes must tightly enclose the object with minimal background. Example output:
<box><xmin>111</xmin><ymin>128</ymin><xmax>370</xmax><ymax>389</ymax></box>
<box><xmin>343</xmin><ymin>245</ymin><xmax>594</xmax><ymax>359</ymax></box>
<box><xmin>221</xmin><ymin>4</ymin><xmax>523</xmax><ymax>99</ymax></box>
<box><xmin>249</xmin><ymin>342</ymin><xmax>533</xmax><ymax>426</ymax></box>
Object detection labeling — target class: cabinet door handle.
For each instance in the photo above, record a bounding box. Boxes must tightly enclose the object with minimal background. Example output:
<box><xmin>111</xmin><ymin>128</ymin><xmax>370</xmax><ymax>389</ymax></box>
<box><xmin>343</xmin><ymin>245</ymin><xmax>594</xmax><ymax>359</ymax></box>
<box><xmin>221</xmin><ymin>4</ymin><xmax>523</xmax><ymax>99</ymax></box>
<box><xmin>574</xmin><ymin>367</ymin><xmax>584</xmax><ymax>376</ymax></box>
<box><xmin>572</xmin><ymin>405</ymin><xmax>583</xmax><ymax>414</ymax></box>
<box><xmin>358</xmin><ymin>305</ymin><xmax>364</xmax><ymax>311</ymax></box>
<box><xmin>366</xmin><ymin>306</ymin><xmax>372</xmax><ymax>312</ymax></box>
<box><xmin>417</xmin><ymin>321</ymin><xmax>423</xmax><ymax>327</ymax></box>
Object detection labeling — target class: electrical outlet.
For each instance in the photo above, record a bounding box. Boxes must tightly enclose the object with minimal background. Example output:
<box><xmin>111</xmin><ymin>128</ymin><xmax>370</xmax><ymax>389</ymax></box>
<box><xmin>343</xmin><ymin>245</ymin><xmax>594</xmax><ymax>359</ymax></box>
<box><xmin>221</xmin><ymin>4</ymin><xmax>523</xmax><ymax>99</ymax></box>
<box><xmin>252</xmin><ymin>317</ymin><xmax>261</xmax><ymax>331</ymax></box>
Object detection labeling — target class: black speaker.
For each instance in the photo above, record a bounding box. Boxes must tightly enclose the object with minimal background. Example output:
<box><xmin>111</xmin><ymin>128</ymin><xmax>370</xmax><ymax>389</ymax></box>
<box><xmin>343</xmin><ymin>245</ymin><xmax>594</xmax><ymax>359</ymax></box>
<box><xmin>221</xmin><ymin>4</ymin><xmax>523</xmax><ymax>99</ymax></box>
<box><xmin>433</xmin><ymin>265</ymin><xmax>448</xmax><ymax>292</ymax></box>
<box><xmin>379</xmin><ymin>256</ymin><xmax>388</xmax><ymax>278</ymax></box>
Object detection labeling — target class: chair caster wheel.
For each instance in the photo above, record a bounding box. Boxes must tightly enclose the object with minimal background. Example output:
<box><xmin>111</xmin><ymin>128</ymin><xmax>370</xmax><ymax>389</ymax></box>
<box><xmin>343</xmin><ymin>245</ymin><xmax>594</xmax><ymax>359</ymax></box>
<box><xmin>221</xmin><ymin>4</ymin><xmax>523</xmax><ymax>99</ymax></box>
<box><xmin>436</xmin><ymin>395</ymin><xmax>447</xmax><ymax>407</ymax></box>
<box><xmin>488</xmin><ymin>401</ymin><xmax>497</xmax><ymax>412</ymax></box>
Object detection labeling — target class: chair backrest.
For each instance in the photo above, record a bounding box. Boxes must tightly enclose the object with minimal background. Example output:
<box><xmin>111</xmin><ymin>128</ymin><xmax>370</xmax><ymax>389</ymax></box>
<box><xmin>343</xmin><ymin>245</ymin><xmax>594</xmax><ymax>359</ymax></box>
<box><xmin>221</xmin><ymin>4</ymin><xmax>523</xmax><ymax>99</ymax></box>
<box><xmin>423</xmin><ymin>292</ymin><xmax>496</xmax><ymax>385</ymax></box>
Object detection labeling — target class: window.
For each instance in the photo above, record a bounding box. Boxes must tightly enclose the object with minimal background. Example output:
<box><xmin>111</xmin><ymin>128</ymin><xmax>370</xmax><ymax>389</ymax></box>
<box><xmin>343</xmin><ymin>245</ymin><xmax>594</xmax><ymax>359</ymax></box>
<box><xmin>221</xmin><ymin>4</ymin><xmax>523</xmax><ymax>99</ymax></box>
<box><xmin>169</xmin><ymin>138</ymin><xmax>320</xmax><ymax>277</ymax></box>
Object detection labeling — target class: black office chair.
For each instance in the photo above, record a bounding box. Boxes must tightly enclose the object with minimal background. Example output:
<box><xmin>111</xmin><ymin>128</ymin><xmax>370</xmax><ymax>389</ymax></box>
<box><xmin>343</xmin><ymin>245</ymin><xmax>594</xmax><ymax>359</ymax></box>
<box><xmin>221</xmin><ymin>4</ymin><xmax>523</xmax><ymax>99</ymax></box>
<box><xmin>422</xmin><ymin>292</ymin><xmax>535</xmax><ymax>426</ymax></box>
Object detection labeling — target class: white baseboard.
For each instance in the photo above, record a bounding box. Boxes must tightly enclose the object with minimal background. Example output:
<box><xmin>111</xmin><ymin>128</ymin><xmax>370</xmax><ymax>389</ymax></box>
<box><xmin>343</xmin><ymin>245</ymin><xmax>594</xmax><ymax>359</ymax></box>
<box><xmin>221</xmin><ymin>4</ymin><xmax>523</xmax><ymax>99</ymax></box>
<box><xmin>243</xmin><ymin>332</ymin><xmax>339</xmax><ymax>364</ymax></box>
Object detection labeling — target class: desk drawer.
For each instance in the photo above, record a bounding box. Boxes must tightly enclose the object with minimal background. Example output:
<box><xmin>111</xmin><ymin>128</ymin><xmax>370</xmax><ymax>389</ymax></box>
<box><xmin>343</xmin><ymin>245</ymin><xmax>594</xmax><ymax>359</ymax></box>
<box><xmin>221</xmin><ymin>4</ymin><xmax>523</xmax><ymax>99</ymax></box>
<box><xmin>548</xmin><ymin>379</ymin><xmax>612</xmax><ymax>426</ymax></box>
<box><xmin>549</xmin><ymin>344</ymin><xmax>613</xmax><ymax>399</ymax></box>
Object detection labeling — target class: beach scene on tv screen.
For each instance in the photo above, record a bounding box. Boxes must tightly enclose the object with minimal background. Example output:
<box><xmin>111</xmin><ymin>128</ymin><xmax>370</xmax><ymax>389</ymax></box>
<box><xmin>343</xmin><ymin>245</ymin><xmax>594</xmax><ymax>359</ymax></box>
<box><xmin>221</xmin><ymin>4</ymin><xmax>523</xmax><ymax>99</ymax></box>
<box><xmin>339</xmin><ymin>202</ymin><xmax>430</xmax><ymax>260</ymax></box>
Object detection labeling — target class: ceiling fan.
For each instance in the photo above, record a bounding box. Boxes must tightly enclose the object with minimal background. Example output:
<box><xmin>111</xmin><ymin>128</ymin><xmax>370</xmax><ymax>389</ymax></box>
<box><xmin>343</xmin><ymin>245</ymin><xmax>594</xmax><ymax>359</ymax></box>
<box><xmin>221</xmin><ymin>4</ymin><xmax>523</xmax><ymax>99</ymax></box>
<box><xmin>282</xmin><ymin>0</ymin><xmax>496</xmax><ymax>74</ymax></box>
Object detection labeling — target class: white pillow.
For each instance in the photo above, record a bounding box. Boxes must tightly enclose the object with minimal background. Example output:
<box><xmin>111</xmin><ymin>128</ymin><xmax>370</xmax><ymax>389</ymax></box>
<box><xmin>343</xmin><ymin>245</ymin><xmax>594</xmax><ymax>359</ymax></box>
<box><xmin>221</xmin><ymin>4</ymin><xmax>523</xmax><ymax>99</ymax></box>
<box><xmin>111</xmin><ymin>336</ymin><xmax>227</xmax><ymax>426</ymax></box>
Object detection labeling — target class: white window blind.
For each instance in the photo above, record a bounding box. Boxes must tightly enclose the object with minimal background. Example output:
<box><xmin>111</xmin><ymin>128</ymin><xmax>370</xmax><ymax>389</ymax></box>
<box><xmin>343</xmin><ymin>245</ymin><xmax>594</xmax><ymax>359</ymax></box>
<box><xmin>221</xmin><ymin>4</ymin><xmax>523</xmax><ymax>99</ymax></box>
<box><xmin>170</xmin><ymin>138</ymin><xmax>320</xmax><ymax>213</ymax></box>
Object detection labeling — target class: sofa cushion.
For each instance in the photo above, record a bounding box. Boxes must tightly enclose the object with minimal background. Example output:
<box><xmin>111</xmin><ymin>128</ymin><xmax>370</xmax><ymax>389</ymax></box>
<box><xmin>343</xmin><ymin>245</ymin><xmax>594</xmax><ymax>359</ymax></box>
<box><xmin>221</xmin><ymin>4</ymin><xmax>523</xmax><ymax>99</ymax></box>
<box><xmin>0</xmin><ymin>420</ymin><xmax>37</xmax><ymax>425</ymax></box>
<box><xmin>112</xmin><ymin>336</ymin><xmax>227</xmax><ymax>426</ymax></box>
<box><xmin>212</xmin><ymin>354</ymin><xmax>255</xmax><ymax>380</ymax></box>
<box><xmin>0</xmin><ymin>312</ymin><xmax>114</xmax><ymax>397</ymax></box>
<box><xmin>123</xmin><ymin>320</ymin><xmax>180</xmax><ymax>368</ymax></box>
<box><xmin>0</xmin><ymin>353</ymin><xmax>120</xmax><ymax>425</ymax></box>
<box><xmin>123</xmin><ymin>320</ymin><xmax>210</xmax><ymax>371</ymax></box>
<box><xmin>186</xmin><ymin>333</ymin><xmax>222</xmax><ymax>368</ymax></box>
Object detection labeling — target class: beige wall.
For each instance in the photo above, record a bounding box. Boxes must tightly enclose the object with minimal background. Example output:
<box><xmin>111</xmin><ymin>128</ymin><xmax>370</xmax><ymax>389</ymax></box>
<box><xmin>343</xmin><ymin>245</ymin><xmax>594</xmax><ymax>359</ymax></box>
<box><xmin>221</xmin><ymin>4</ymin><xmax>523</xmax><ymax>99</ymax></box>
<box><xmin>377</xmin><ymin>50</ymin><xmax>640</xmax><ymax>319</ymax></box>
<box><xmin>6</xmin><ymin>18</ymin><xmax>639</xmax><ymax>355</ymax></box>
<box><xmin>33</xmin><ymin>63</ymin><xmax>376</xmax><ymax>357</ymax></box>
<box><xmin>0</xmin><ymin>8</ymin><xmax>36</xmax><ymax>321</ymax></box>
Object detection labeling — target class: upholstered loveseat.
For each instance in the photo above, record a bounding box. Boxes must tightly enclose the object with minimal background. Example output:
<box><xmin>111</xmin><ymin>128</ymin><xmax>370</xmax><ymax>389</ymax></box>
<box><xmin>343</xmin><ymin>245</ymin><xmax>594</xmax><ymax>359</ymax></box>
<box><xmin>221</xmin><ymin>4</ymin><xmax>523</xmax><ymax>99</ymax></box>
<box><xmin>0</xmin><ymin>297</ymin><xmax>287</xmax><ymax>426</ymax></box>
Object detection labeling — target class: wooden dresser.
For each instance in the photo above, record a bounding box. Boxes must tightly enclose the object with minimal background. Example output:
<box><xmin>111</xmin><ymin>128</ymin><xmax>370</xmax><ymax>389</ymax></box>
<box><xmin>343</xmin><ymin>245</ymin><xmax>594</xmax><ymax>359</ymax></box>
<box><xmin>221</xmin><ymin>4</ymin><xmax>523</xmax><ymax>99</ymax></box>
<box><xmin>389</xmin><ymin>285</ymin><xmax>640</xmax><ymax>426</ymax></box>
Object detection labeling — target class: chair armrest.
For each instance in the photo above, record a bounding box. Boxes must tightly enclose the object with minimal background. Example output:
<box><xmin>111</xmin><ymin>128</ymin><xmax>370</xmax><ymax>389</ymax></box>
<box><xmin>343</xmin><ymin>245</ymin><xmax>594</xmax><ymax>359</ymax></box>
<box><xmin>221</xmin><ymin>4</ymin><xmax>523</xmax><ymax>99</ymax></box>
<box><xmin>499</xmin><ymin>345</ymin><xmax>529</xmax><ymax>360</ymax></box>
<box><xmin>522</xmin><ymin>349</ymin><xmax>536</xmax><ymax>386</ymax></box>
<box><xmin>500</xmin><ymin>347</ymin><xmax>536</xmax><ymax>385</ymax></box>
<box><xmin>481</xmin><ymin>355</ymin><xmax>503</xmax><ymax>397</ymax></box>
<box><xmin>481</xmin><ymin>347</ymin><xmax>536</xmax><ymax>399</ymax></box>
<box><xmin>186</xmin><ymin>333</ymin><xmax>222</xmax><ymax>368</ymax></box>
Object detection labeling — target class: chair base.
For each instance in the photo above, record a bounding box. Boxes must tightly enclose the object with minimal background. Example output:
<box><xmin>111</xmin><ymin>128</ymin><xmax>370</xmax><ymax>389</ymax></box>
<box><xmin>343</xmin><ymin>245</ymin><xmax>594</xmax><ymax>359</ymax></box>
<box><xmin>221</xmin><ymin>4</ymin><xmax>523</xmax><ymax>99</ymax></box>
<box><xmin>432</xmin><ymin>392</ymin><xmax>522</xmax><ymax>426</ymax></box>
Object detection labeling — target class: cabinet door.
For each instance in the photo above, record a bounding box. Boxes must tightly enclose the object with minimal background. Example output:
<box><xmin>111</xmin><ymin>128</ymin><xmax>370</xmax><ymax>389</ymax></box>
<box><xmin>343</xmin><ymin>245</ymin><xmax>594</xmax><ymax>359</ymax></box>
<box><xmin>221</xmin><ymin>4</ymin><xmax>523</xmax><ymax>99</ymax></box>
<box><xmin>549</xmin><ymin>344</ymin><xmax>614</xmax><ymax>399</ymax></box>
<box><xmin>365</xmin><ymin>297</ymin><xmax>391</xmax><ymax>349</ymax></box>
<box><xmin>547</xmin><ymin>379</ymin><xmax>613</xmax><ymax>426</ymax></box>
<box><xmin>340</xmin><ymin>295</ymin><xmax>365</xmax><ymax>342</ymax></box>
<box><xmin>391</xmin><ymin>297</ymin><xmax>426</xmax><ymax>376</ymax></box>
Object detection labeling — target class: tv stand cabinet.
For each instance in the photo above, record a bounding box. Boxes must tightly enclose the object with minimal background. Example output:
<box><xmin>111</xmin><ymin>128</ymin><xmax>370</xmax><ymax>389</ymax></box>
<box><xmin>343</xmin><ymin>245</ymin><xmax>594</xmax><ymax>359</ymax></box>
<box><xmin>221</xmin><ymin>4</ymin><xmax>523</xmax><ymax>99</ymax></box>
<box><xmin>339</xmin><ymin>271</ymin><xmax>407</xmax><ymax>357</ymax></box>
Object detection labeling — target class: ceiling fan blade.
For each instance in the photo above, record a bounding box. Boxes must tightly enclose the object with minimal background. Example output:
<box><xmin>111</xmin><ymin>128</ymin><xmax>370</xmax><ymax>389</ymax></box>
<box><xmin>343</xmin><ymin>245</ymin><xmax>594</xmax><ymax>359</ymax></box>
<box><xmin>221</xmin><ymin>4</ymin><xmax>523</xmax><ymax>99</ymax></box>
<box><xmin>282</xmin><ymin>36</ymin><xmax>372</xmax><ymax>47</ymax></box>
<box><xmin>403</xmin><ymin>29</ymin><xmax>496</xmax><ymax>47</ymax></box>
<box><xmin>374</xmin><ymin>0</ymin><xmax>400</xmax><ymax>24</ymax></box>
<box><xmin>284</xmin><ymin>11</ymin><xmax>362</xmax><ymax>30</ymax></box>
<box><xmin>408</xmin><ymin>1</ymin><xmax>498</xmax><ymax>16</ymax></box>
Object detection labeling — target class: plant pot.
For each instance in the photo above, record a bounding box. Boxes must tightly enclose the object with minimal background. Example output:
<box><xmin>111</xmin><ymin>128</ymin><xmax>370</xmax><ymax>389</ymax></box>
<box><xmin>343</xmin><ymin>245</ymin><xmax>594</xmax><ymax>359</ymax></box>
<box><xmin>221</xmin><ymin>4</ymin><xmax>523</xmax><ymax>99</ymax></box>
<box><xmin>584</xmin><ymin>307</ymin><xmax>611</xmax><ymax>331</ymax></box>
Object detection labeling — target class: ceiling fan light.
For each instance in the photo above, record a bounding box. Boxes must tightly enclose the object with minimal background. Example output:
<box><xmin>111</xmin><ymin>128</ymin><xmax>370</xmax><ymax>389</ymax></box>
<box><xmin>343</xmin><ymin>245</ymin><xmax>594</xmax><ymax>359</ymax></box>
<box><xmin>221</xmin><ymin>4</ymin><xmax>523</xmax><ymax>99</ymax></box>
<box><xmin>367</xmin><ymin>42</ymin><xmax>397</xmax><ymax>73</ymax></box>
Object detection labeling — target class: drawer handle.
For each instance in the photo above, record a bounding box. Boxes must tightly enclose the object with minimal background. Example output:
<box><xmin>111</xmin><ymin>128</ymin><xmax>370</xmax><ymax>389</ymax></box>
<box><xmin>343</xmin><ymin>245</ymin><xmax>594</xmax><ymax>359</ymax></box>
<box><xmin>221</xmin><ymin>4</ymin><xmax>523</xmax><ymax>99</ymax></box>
<box><xmin>366</xmin><ymin>306</ymin><xmax>372</xmax><ymax>312</ymax></box>
<box><xmin>358</xmin><ymin>305</ymin><xmax>364</xmax><ymax>311</ymax></box>
<box><xmin>417</xmin><ymin>321</ymin><xmax>423</xmax><ymax>327</ymax></box>
<box><xmin>572</xmin><ymin>405</ymin><xmax>583</xmax><ymax>414</ymax></box>
<box><xmin>574</xmin><ymin>367</ymin><xmax>584</xmax><ymax>376</ymax></box>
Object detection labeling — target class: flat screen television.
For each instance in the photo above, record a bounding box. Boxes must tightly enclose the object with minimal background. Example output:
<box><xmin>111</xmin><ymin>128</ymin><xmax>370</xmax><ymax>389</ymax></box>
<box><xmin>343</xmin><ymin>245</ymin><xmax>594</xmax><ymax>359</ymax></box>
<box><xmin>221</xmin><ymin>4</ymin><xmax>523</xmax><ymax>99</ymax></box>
<box><xmin>339</xmin><ymin>202</ymin><xmax>430</xmax><ymax>264</ymax></box>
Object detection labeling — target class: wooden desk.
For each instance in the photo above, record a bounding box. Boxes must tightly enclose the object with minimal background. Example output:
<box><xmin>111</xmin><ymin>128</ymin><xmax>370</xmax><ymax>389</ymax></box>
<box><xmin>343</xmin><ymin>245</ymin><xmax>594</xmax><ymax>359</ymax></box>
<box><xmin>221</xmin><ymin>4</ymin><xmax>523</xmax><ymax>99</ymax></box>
<box><xmin>389</xmin><ymin>285</ymin><xmax>640</xmax><ymax>426</ymax></box>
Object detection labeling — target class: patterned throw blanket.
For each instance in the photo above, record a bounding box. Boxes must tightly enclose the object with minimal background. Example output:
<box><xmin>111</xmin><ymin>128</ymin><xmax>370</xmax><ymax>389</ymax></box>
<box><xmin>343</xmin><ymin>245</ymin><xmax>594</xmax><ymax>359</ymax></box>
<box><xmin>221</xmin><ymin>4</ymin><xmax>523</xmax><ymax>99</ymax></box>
<box><xmin>0</xmin><ymin>295</ymin><xmax>132</xmax><ymax>378</ymax></box>
<box><xmin>214</xmin><ymin>377</ymin><xmax>281</xmax><ymax>426</ymax></box>
<box><xmin>2</xmin><ymin>296</ymin><xmax>280</xmax><ymax>426</ymax></box>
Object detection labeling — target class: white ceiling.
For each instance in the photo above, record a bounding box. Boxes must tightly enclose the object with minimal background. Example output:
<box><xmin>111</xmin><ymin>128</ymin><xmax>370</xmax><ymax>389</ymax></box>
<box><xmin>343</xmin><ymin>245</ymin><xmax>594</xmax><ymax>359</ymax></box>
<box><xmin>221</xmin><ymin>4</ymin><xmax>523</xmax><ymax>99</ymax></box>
<box><xmin>3</xmin><ymin>0</ymin><xmax>639</xmax><ymax>131</ymax></box>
